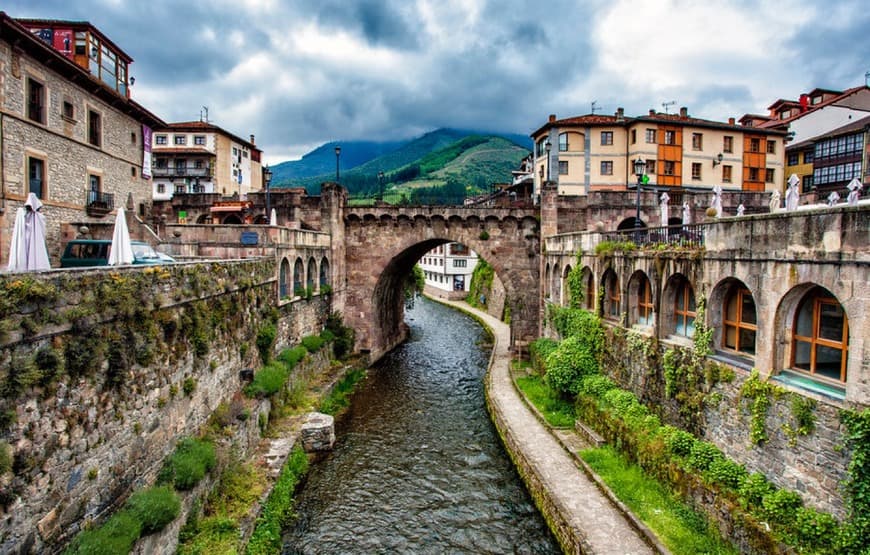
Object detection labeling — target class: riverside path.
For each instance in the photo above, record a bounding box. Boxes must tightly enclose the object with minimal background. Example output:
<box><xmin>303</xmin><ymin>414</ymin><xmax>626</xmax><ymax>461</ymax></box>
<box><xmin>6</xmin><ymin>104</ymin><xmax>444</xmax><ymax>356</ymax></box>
<box><xmin>435</xmin><ymin>298</ymin><xmax>657</xmax><ymax>555</ymax></box>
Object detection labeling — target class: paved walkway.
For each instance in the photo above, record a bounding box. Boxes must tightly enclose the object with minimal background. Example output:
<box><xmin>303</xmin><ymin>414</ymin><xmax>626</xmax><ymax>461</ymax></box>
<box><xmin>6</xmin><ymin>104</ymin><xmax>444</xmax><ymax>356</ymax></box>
<box><xmin>437</xmin><ymin>298</ymin><xmax>656</xmax><ymax>555</ymax></box>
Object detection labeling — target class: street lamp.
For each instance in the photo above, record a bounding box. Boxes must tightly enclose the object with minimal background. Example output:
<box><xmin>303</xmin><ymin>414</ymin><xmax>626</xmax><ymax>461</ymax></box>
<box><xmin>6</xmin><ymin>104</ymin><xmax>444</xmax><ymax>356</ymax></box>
<box><xmin>632</xmin><ymin>157</ymin><xmax>647</xmax><ymax>231</ymax></box>
<box><xmin>377</xmin><ymin>171</ymin><xmax>385</xmax><ymax>203</ymax></box>
<box><xmin>263</xmin><ymin>164</ymin><xmax>273</xmax><ymax>220</ymax></box>
<box><xmin>334</xmin><ymin>146</ymin><xmax>341</xmax><ymax>182</ymax></box>
<box><xmin>544</xmin><ymin>139</ymin><xmax>552</xmax><ymax>182</ymax></box>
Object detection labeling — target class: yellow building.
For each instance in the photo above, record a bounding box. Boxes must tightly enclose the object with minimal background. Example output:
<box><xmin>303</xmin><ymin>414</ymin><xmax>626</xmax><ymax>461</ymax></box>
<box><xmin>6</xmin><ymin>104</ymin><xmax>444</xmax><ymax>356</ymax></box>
<box><xmin>531</xmin><ymin>107</ymin><xmax>787</xmax><ymax>196</ymax></box>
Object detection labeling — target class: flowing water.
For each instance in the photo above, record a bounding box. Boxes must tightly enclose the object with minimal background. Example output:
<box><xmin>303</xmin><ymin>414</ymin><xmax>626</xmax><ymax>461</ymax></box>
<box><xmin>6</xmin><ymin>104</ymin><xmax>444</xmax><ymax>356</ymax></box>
<box><xmin>283</xmin><ymin>296</ymin><xmax>561</xmax><ymax>554</ymax></box>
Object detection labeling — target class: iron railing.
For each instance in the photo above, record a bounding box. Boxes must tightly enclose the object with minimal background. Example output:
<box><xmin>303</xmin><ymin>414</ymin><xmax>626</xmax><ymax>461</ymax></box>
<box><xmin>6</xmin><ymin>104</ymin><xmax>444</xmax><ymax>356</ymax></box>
<box><xmin>151</xmin><ymin>167</ymin><xmax>212</xmax><ymax>178</ymax></box>
<box><xmin>599</xmin><ymin>222</ymin><xmax>707</xmax><ymax>249</ymax></box>
<box><xmin>86</xmin><ymin>190</ymin><xmax>114</xmax><ymax>210</ymax></box>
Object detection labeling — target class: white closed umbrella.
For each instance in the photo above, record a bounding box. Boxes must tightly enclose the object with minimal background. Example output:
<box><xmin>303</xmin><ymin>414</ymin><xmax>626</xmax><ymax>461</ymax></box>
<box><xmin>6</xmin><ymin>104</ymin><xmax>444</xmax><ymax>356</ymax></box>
<box><xmin>108</xmin><ymin>207</ymin><xmax>134</xmax><ymax>265</ymax></box>
<box><xmin>711</xmin><ymin>185</ymin><xmax>723</xmax><ymax>218</ymax></box>
<box><xmin>785</xmin><ymin>174</ymin><xmax>800</xmax><ymax>211</ymax></box>
<box><xmin>6</xmin><ymin>207</ymin><xmax>26</xmax><ymax>272</ymax></box>
<box><xmin>847</xmin><ymin>177</ymin><xmax>862</xmax><ymax>205</ymax></box>
<box><xmin>270</xmin><ymin>208</ymin><xmax>277</xmax><ymax>226</ymax></box>
<box><xmin>7</xmin><ymin>193</ymin><xmax>51</xmax><ymax>271</ymax></box>
<box><xmin>659</xmin><ymin>192</ymin><xmax>669</xmax><ymax>240</ymax></box>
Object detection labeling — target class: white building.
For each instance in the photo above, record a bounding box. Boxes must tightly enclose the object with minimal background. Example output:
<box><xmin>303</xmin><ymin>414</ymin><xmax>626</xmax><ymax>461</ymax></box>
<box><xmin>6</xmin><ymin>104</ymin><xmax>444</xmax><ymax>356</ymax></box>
<box><xmin>420</xmin><ymin>242</ymin><xmax>478</xmax><ymax>299</ymax></box>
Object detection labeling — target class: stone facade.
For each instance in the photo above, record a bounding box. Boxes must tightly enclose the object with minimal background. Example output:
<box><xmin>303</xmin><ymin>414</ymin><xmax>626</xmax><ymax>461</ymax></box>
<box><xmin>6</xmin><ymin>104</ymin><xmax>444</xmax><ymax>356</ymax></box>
<box><xmin>541</xmin><ymin>205</ymin><xmax>869</xmax><ymax>517</ymax></box>
<box><xmin>0</xmin><ymin>259</ymin><xmax>328</xmax><ymax>553</ymax></box>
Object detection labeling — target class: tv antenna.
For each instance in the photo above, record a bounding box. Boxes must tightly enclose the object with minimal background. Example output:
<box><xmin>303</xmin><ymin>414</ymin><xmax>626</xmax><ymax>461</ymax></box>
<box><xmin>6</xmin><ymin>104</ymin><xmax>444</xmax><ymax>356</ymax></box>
<box><xmin>662</xmin><ymin>100</ymin><xmax>676</xmax><ymax>114</ymax></box>
<box><xmin>591</xmin><ymin>100</ymin><xmax>600</xmax><ymax>114</ymax></box>
<box><xmin>200</xmin><ymin>106</ymin><xmax>209</xmax><ymax>123</ymax></box>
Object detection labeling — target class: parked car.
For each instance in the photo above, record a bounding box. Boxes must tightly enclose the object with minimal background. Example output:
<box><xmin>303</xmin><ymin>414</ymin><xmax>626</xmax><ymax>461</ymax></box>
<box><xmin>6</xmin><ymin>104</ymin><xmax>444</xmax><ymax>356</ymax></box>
<box><xmin>60</xmin><ymin>239</ymin><xmax>170</xmax><ymax>267</ymax></box>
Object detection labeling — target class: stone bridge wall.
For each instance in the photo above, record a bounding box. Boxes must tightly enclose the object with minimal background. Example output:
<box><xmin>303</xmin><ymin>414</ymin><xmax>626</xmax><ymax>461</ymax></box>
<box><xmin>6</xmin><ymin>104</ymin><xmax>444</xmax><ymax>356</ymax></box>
<box><xmin>0</xmin><ymin>259</ymin><xmax>328</xmax><ymax>553</ymax></box>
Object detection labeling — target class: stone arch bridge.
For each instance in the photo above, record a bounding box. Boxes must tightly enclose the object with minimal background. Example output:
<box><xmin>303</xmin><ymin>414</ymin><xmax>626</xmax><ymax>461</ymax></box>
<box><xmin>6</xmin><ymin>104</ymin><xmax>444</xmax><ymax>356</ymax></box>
<box><xmin>339</xmin><ymin>205</ymin><xmax>540</xmax><ymax>360</ymax></box>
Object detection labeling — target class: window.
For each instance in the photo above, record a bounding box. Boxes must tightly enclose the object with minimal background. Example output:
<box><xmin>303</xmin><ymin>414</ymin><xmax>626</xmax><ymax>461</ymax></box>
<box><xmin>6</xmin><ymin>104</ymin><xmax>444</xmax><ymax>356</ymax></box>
<box><xmin>749</xmin><ymin>138</ymin><xmax>760</xmax><ymax>153</ymax></box>
<box><xmin>600</xmin><ymin>161</ymin><xmax>613</xmax><ymax>175</ymax></box>
<box><xmin>556</xmin><ymin>132</ymin><xmax>568</xmax><ymax>152</ymax></box>
<box><xmin>723</xmin><ymin>287</ymin><xmax>756</xmax><ymax>355</ymax></box>
<box><xmin>28</xmin><ymin>157</ymin><xmax>45</xmax><ymax>199</ymax></box>
<box><xmin>631</xmin><ymin>129</ymin><xmax>637</xmax><ymax>144</ymax></box>
<box><xmin>242</xmin><ymin>151</ymin><xmax>248</xmax><ymax>158</ymax></box>
<box><xmin>155</xmin><ymin>158</ymin><xmax>167</xmax><ymax>168</ymax></box>
<box><xmin>584</xmin><ymin>271</ymin><xmax>594</xmax><ymax>310</ymax></box>
<box><xmin>779</xmin><ymin>109</ymin><xmax>791</xmax><ymax>120</ymax></box>
<box><xmin>787</xmin><ymin>152</ymin><xmax>800</xmax><ymax>166</ymax></box>
<box><xmin>175</xmin><ymin>159</ymin><xmax>186</xmax><ymax>170</ymax></box>
<box><xmin>646</xmin><ymin>160</ymin><xmax>656</xmax><ymax>175</ymax></box>
<box><xmin>664</xmin><ymin>161</ymin><xmax>675</xmax><ymax>176</ymax></box>
<box><xmin>645</xmin><ymin>129</ymin><xmax>656</xmax><ymax>144</ymax></box>
<box><xmin>536</xmin><ymin>139</ymin><xmax>548</xmax><ymax>157</ymax></box>
<box><xmin>674</xmin><ymin>281</ymin><xmax>696</xmax><ymax>337</ymax></box>
<box><xmin>27</xmin><ymin>78</ymin><xmax>46</xmax><ymax>124</ymax></box>
<box><xmin>195</xmin><ymin>160</ymin><xmax>204</xmax><ymax>169</ymax></box>
<box><xmin>748</xmin><ymin>167</ymin><xmax>759</xmax><ymax>181</ymax></box>
<box><xmin>157</xmin><ymin>183</ymin><xmax>165</xmax><ymax>194</ymax></box>
<box><xmin>691</xmin><ymin>163</ymin><xmax>702</xmax><ymax>180</ymax></box>
<box><xmin>722</xmin><ymin>165</ymin><xmax>732</xmax><ymax>183</ymax></box>
<box><xmin>692</xmin><ymin>133</ymin><xmax>703</xmax><ymax>151</ymax></box>
<box><xmin>803</xmin><ymin>150</ymin><xmax>814</xmax><ymax>164</ymax></box>
<box><xmin>62</xmin><ymin>100</ymin><xmax>75</xmax><ymax>120</ymax></box>
<box><xmin>453</xmin><ymin>259</ymin><xmax>467</xmax><ymax>268</ymax></box>
<box><xmin>637</xmin><ymin>276</ymin><xmax>653</xmax><ymax>326</ymax></box>
<box><xmin>174</xmin><ymin>135</ymin><xmax>186</xmax><ymax>145</ymax></box>
<box><xmin>131</xmin><ymin>166</ymin><xmax>137</xmax><ymax>177</ymax></box>
<box><xmin>802</xmin><ymin>175</ymin><xmax>814</xmax><ymax>191</ymax></box>
<box><xmin>604</xmin><ymin>271</ymin><xmax>620</xmax><ymax>319</ymax></box>
<box><xmin>88</xmin><ymin>174</ymin><xmax>101</xmax><ymax>202</ymax></box>
<box><xmin>194</xmin><ymin>135</ymin><xmax>206</xmax><ymax>146</ymax></box>
<box><xmin>792</xmin><ymin>287</ymin><xmax>849</xmax><ymax>382</ymax></box>
<box><xmin>559</xmin><ymin>161</ymin><xmax>568</xmax><ymax>175</ymax></box>
<box><xmin>723</xmin><ymin>136</ymin><xmax>733</xmax><ymax>153</ymax></box>
<box><xmin>601</xmin><ymin>131</ymin><xmax>613</xmax><ymax>146</ymax></box>
<box><xmin>765</xmin><ymin>168</ymin><xmax>775</xmax><ymax>183</ymax></box>
<box><xmin>767</xmin><ymin>140</ymin><xmax>776</xmax><ymax>154</ymax></box>
<box><xmin>88</xmin><ymin>110</ymin><xmax>101</xmax><ymax>147</ymax></box>
<box><xmin>156</xmin><ymin>135</ymin><xmax>168</xmax><ymax>145</ymax></box>
<box><xmin>664</xmin><ymin>130</ymin><xmax>676</xmax><ymax>145</ymax></box>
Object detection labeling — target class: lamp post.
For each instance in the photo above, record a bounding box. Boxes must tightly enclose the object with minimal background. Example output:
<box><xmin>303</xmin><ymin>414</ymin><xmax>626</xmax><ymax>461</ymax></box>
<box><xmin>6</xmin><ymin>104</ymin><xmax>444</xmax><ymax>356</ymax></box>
<box><xmin>633</xmin><ymin>157</ymin><xmax>647</xmax><ymax>233</ymax></box>
<box><xmin>263</xmin><ymin>164</ymin><xmax>273</xmax><ymax>220</ymax></box>
<box><xmin>544</xmin><ymin>139</ymin><xmax>552</xmax><ymax>182</ymax></box>
<box><xmin>377</xmin><ymin>171</ymin><xmax>384</xmax><ymax>203</ymax></box>
<box><xmin>334</xmin><ymin>146</ymin><xmax>341</xmax><ymax>182</ymax></box>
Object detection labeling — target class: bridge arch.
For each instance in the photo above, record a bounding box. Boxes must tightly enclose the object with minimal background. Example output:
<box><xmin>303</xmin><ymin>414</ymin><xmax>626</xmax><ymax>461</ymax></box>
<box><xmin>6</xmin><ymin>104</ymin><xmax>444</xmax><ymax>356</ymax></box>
<box><xmin>342</xmin><ymin>207</ymin><xmax>540</xmax><ymax>360</ymax></box>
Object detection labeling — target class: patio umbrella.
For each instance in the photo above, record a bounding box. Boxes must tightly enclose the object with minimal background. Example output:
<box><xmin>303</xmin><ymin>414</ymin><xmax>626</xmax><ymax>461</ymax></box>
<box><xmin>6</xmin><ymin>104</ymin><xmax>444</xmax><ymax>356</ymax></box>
<box><xmin>7</xmin><ymin>193</ymin><xmax>51</xmax><ymax>271</ymax></box>
<box><xmin>108</xmin><ymin>207</ymin><xmax>134</xmax><ymax>265</ymax></box>
<box><xmin>270</xmin><ymin>208</ymin><xmax>277</xmax><ymax>226</ymax></box>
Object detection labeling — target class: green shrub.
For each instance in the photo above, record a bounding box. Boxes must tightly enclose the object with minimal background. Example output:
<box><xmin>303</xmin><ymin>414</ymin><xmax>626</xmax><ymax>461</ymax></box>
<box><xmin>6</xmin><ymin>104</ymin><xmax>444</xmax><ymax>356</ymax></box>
<box><xmin>159</xmin><ymin>437</ymin><xmax>216</xmax><ymax>491</ymax></box>
<box><xmin>578</xmin><ymin>374</ymin><xmax>617</xmax><ymax>397</ymax></box>
<box><xmin>125</xmin><ymin>485</ymin><xmax>181</xmax><ymax>534</ymax></box>
<box><xmin>319</xmin><ymin>328</ymin><xmax>335</xmax><ymax>343</ymax></box>
<box><xmin>0</xmin><ymin>441</ymin><xmax>11</xmax><ymax>474</ymax></box>
<box><xmin>705</xmin><ymin>458</ymin><xmax>747</xmax><ymax>491</ymax></box>
<box><xmin>544</xmin><ymin>336</ymin><xmax>599</xmax><ymax>395</ymax></box>
<box><xmin>661</xmin><ymin>425</ymin><xmax>696</xmax><ymax>457</ymax></box>
<box><xmin>65</xmin><ymin>510</ymin><xmax>141</xmax><ymax>555</ymax></box>
<box><xmin>788</xmin><ymin>506</ymin><xmax>839</xmax><ymax>550</ymax></box>
<box><xmin>301</xmin><ymin>334</ymin><xmax>325</xmax><ymax>353</ymax></box>
<box><xmin>325</xmin><ymin>312</ymin><xmax>355</xmax><ymax>359</ymax></box>
<box><xmin>255</xmin><ymin>323</ymin><xmax>277</xmax><ymax>363</ymax></box>
<box><xmin>549</xmin><ymin>306</ymin><xmax>604</xmax><ymax>351</ymax></box>
<box><xmin>277</xmin><ymin>346</ymin><xmax>308</xmax><ymax>369</ymax></box>
<box><xmin>761</xmin><ymin>489</ymin><xmax>803</xmax><ymax>526</ymax></box>
<box><xmin>247</xmin><ymin>447</ymin><xmax>308</xmax><ymax>555</ymax></box>
<box><xmin>529</xmin><ymin>338</ymin><xmax>558</xmax><ymax>374</ymax></box>
<box><xmin>738</xmin><ymin>472</ymin><xmax>774</xmax><ymax>510</ymax></box>
<box><xmin>244</xmin><ymin>362</ymin><xmax>288</xmax><ymax>398</ymax></box>
<box><xmin>686</xmin><ymin>441</ymin><xmax>724</xmax><ymax>472</ymax></box>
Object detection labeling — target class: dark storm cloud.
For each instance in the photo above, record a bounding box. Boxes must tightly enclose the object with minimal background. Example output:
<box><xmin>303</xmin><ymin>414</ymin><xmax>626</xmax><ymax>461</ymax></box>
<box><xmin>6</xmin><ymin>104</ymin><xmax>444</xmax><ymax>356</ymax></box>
<box><xmin>305</xmin><ymin>0</ymin><xmax>419</xmax><ymax>50</ymax></box>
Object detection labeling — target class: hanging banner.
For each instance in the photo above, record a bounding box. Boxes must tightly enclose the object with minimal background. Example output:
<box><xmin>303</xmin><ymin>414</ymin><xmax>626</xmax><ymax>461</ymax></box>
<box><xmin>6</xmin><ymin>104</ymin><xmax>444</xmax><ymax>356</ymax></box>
<box><xmin>52</xmin><ymin>28</ymin><xmax>74</xmax><ymax>60</ymax></box>
<box><xmin>142</xmin><ymin>124</ymin><xmax>152</xmax><ymax>179</ymax></box>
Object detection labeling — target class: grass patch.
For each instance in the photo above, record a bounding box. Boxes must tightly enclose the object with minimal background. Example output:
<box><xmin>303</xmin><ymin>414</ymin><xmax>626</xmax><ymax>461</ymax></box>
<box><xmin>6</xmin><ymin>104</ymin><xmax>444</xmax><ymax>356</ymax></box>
<box><xmin>580</xmin><ymin>446</ymin><xmax>737</xmax><ymax>555</ymax></box>
<box><xmin>158</xmin><ymin>437</ymin><xmax>216</xmax><ymax>491</ymax></box>
<box><xmin>515</xmin><ymin>374</ymin><xmax>576</xmax><ymax>428</ymax></box>
<box><xmin>246</xmin><ymin>446</ymin><xmax>309</xmax><ymax>555</ymax></box>
<box><xmin>318</xmin><ymin>369</ymin><xmax>366</xmax><ymax>416</ymax></box>
<box><xmin>178</xmin><ymin>516</ymin><xmax>239</xmax><ymax>555</ymax></box>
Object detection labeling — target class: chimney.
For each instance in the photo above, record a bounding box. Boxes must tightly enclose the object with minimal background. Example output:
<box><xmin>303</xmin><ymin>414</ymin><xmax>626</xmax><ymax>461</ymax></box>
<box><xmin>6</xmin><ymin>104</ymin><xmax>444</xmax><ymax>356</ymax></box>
<box><xmin>649</xmin><ymin>109</ymin><xmax>656</xmax><ymax>116</ymax></box>
<box><xmin>615</xmin><ymin>107</ymin><xmax>624</xmax><ymax>121</ymax></box>
<box><xmin>728</xmin><ymin>117</ymin><xmax>735</xmax><ymax>125</ymax></box>
<box><xmin>548</xmin><ymin>114</ymin><xmax>556</xmax><ymax>123</ymax></box>
<box><xmin>250</xmin><ymin>134</ymin><xmax>255</xmax><ymax>145</ymax></box>
<box><xmin>679</xmin><ymin>107</ymin><xmax>688</xmax><ymax>119</ymax></box>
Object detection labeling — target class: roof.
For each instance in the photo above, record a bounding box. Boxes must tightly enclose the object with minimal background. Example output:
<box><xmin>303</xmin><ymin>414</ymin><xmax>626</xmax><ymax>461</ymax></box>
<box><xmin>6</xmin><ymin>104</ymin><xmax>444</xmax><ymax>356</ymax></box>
<box><xmin>15</xmin><ymin>17</ymin><xmax>134</xmax><ymax>63</ymax></box>
<box><xmin>0</xmin><ymin>12</ymin><xmax>165</xmax><ymax>127</ymax></box>
<box><xmin>157</xmin><ymin>121</ymin><xmax>261</xmax><ymax>152</ymax></box>
<box><xmin>767</xmin><ymin>98</ymin><xmax>802</xmax><ymax>111</ymax></box>
<box><xmin>531</xmin><ymin>114</ymin><xmax>622</xmax><ymax>137</ymax></box>
<box><xmin>787</xmin><ymin>113</ymin><xmax>870</xmax><ymax>150</ymax></box>
<box><xmin>757</xmin><ymin>86</ymin><xmax>870</xmax><ymax>129</ymax></box>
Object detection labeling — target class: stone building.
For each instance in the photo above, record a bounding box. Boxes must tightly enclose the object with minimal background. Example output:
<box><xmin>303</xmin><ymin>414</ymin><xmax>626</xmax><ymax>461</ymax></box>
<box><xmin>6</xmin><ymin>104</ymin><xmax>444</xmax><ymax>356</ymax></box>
<box><xmin>420</xmin><ymin>242</ymin><xmax>479</xmax><ymax>299</ymax></box>
<box><xmin>0</xmin><ymin>13</ymin><xmax>165</xmax><ymax>264</ymax></box>
<box><xmin>532</xmin><ymin>107</ymin><xmax>787</xmax><ymax>199</ymax></box>
<box><xmin>151</xmin><ymin>120</ymin><xmax>263</xmax><ymax>210</ymax></box>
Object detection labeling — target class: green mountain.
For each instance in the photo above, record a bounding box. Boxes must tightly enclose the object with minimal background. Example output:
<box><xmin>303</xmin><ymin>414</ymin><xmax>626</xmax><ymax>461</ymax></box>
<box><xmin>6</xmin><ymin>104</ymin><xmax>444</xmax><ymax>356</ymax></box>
<box><xmin>273</xmin><ymin>129</ymin><xmax>530</xmax><ymax>203</ymax></box>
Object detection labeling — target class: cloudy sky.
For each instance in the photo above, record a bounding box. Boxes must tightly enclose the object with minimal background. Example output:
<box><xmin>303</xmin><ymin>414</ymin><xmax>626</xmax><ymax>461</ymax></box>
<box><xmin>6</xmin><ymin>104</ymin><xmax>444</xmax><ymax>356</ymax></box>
<box><xmin>9</xmin><ymin>0</ymin><xmax>869</xmax><ymax>164</ymax></box>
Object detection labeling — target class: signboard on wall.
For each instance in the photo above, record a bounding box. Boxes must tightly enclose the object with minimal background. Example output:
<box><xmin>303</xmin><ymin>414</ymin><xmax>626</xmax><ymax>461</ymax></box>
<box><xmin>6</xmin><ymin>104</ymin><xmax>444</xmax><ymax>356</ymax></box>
<box><xmin>52</xmin><ymin>28</ymin><xmax>73</xmax><ymax>60</ymax></box>
<box><xmin>142</xmin><ymin>125</ymin><xmax>152</xmax><ymax>179</ymax></box>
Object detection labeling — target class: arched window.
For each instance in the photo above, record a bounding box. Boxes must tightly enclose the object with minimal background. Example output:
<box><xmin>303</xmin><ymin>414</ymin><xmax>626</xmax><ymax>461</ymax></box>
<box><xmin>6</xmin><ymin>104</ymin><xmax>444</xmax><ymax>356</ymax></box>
<box><xmin>293</xmin><ymin>258</ymin><xmax>304</xmax><ymax>295</ymax></box>
<box><xmin>319</xmin><ymin>257</ymin><xmax>330</xmax><ymax>287</ymax></box>
<box><xmin>552</xmin><ymin>263</ymin><xmax>561</xmax><ymax>306</ymax></box>
<box><xmin>562</xmin><ymin>265</ymin><xmax>573</xmax><ymax>307</ymax></box>
<box><xmin>307</xmin><ymin>257</ymin><xmax>317</xmax><ymax>290</ymax></box>
<box><xmin>584</xmin><ymin>268</ymin><xmax>594</xmax><ymax>310</ymax></box>
<box><xmin>603</xmin><ymin>270</ymin><xmax>620</xmax><ymax>320</ymax></box>
<box><xmin>792</xmin><ymin>287</ymin><xmax>849</xmax><ymax>382</ymax></box>
<box><xmin>279</xmin><ymin>258</ymin><xmax>290</xmax><ymax>299</ymax></box>
<box><xmin>636</xmin><ymin>274</ymin><xmax>653</xmax><ymax>326</ymax></box>
<box><xmin>674</xmin><ymin>280</ymin><xmax>696</xmax><ymax>337</ymax></box>
<box><xmin>723</xmin><ymin>286</ymin><xmax>756</xmax><ymax>355</ymax></box>
<box><xmin>545</xmin><ymin>263</ymin><xmax>552</xmax><ymax>300</ymax></box>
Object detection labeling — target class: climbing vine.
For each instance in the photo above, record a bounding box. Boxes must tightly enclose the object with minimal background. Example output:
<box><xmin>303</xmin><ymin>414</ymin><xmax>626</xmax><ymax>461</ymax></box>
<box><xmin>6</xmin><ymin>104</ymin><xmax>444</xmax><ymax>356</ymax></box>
<box><xmin>739</xmin><ymin>370</ymin><xmax>818</xmax><ymax>447</ymax></box>
<box><xmin>838</xmin><ymin>408</ymin><xmax>870</xmax><ymax>551</ymax></box>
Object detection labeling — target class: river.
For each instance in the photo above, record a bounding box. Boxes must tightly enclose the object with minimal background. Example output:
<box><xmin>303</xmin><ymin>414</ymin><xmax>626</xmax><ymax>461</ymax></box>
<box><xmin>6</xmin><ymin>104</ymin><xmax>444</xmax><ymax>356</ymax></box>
<box><xmin>283</xmin><ymin>296</ymin><xmax>560</xmax><ymax>554</ymax></box>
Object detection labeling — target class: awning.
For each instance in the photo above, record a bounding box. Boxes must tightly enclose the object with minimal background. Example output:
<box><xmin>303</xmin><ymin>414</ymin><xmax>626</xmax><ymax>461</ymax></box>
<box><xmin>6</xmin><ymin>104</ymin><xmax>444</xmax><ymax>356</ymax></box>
<box><xmin>210</xmin><ymin>205</ymin><xmax>245</xmax><ymax>213</ymax></box>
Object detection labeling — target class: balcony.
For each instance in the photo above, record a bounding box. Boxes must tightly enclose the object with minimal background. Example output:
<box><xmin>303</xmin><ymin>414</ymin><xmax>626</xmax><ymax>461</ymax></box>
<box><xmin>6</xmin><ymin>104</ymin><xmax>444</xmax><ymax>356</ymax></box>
<box><xmin>152</xmin><ymin>167</ymin><xmax>213</xmax><ymax>178</ymax></box>
<box><xmin>85</xmin><ymin>190</ymin><xmax>114</xmax><ymax>217</ymax></box>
